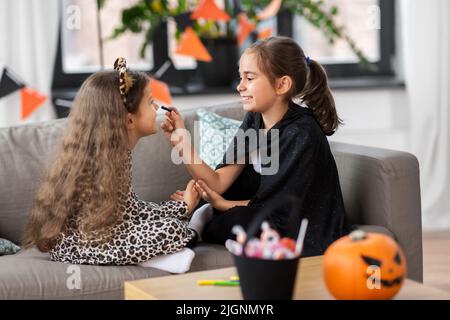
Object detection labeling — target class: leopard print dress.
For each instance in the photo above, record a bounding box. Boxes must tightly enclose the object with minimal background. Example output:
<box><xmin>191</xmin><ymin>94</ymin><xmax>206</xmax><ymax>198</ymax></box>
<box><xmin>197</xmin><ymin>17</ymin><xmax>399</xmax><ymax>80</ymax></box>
<box><xmin>49</xmin><ymin>154</ymin><xmax>196</xmax><ymax>265</ymax></box>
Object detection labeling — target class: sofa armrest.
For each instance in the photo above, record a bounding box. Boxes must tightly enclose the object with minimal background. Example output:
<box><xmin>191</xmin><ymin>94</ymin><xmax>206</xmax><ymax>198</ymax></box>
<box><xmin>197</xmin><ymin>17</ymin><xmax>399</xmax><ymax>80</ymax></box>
<box><xmin>330</xmin><ymin>141</ymin><xmax>423</xmax><ymax>282</ymax></box>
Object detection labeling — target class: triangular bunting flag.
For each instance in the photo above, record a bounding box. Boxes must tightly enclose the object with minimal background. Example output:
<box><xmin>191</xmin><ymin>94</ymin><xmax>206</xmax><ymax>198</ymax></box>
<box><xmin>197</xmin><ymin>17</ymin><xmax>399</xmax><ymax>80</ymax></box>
<box><xmin>21</xmin><ymin>87</ymin><xmax>47</xmax><ymax>120</ymax></box>
<box><xmin>150</xmin><ymin>78</ymin><xmax>172</xmax><ymax>105</ymax></box>
<box><xmin>237</xmin><ymin>13</ymin><xmax>256</xmax><ymax>47</ymax></box>
<box><xmin>257</xmin><ymin>0</ymin><xmax>282</xmax><ymax>21</ymax></box>
<box><xmin>190</xmin><ymin>0</ymin><xmax>231</xmax><ymax>21</ymax></box>
<box><xmin>258</xmin><ymin>27</ymin><xmax>273</xmax><ymax>40</ymax></box>
<box><xmin>0</xmin><ymin>67</ymin><xmax>25</xmax><ymax>99</ymax></box>
<box><xmin>175</xmin><ymin>27</ymin><xmax>212</xmax><ymax>62</ymax></box>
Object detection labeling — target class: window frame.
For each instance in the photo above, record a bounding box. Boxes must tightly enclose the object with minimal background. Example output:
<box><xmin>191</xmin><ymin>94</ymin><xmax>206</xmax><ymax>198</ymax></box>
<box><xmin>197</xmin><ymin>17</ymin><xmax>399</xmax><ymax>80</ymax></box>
<box><xmin>52</xmin><ymin>0</ymin><xmax>396</xmax><ymax>95</ymax></box>
<box><xmin>277</xmin><ymin>0</ymin><xmax>396</xmax><ymax>78</ymax></box>
<box><xmin>51</xmin><ymin>15</ymin><xmax>165</xmax><ymax>92</ymax></box>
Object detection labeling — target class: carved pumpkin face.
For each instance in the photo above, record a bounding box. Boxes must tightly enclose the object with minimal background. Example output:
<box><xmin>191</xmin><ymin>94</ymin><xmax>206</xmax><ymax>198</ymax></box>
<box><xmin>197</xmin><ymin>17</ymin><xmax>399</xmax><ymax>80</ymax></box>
<box><xmin>323</xmin><ymin>230</ymin><xmax>407</xmax><ymax>300</ymax></box>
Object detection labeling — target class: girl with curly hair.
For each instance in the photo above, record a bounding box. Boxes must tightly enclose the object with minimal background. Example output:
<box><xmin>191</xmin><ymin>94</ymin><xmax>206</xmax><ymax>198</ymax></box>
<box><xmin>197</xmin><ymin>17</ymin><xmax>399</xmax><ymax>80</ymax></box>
<box><xmin>22</xmin><ymin>58</ymin><xmax>200</xmax><ymax>266</ymax></box>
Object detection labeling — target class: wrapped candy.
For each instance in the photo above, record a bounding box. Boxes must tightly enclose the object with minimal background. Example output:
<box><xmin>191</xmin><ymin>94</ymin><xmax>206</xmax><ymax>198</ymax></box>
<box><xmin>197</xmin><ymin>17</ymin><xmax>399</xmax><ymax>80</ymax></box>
<box><xmin>226</xmin><ymin>220</ymin><xmax>305</xmax><ymax>260</ymax></box>
<box><xmin>231</xmin><ymin>225</ymin><xmax>247</xmax><ymax>244</ymax></box>
<box><xmin>225</xmin><ymin>239</ymin><xmax>243</xmax><ymax>256</ymax></box>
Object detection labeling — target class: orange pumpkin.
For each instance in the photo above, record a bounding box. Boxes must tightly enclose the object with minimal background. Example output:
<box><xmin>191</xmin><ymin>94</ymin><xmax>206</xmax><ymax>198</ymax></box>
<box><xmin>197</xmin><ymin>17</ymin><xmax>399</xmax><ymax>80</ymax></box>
<box><xmin>323</xmin><ymin>230</ymin><xmax>407</xmax><ymax>300</ymax></box>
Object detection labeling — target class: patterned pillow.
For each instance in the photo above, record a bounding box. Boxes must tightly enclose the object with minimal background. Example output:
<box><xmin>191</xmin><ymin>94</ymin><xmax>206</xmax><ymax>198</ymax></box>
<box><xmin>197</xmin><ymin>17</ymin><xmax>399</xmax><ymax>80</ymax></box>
<box><xmin>0</xmin><ymin>238</ymin><xmax>21</xmax><ymax>256</ymax></box>
<box><xmin>196</xmin><ymin>109</ymin><xmax>242</xmax><ymax>169</ymax></box>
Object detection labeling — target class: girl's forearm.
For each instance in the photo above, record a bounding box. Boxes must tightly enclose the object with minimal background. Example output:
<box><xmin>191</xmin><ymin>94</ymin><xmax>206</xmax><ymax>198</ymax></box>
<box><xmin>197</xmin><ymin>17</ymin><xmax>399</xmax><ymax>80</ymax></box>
<box><xmin>177</xmin><ymin>143</ymin><xmax>221</xmax><ymax>190</ymax></box>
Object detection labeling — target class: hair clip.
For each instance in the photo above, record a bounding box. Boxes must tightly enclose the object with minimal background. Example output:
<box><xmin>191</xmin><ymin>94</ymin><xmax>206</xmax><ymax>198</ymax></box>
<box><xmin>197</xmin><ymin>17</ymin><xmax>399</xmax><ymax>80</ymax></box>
<box><xmin>114</xmin><ymin>57</ymin><xmax>133</xmax><ymax>105</ymax></box>
<box><xmin>306</xmin><ymin>56</ymin><xmax>312</xmax><ymax>66</ymax></box>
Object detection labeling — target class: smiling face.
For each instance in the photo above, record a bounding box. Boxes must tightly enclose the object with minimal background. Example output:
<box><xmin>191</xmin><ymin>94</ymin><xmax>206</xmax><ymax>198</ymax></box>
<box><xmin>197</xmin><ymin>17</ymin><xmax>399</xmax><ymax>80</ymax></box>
<box><xmin>236</xmin><ymin>51</ymin><xmax>279</xmax><ymax>113</ymax></box>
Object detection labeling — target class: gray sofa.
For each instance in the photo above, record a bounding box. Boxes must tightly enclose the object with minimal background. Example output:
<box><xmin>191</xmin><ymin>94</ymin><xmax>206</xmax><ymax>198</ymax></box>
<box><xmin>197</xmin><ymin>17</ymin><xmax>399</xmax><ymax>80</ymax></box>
<box><xmin>0</xmin><ymin>101</ymin><xmax>423</xmax><ymax>299</ymax></box>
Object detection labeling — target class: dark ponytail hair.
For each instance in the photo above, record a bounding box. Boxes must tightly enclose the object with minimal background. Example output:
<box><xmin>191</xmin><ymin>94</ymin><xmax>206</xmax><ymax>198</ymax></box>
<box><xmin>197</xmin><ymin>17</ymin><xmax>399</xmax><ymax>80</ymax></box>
<box><xmin>247</xmin><ymin>36</ymin><xmax>342</xmax><ymax>135</ymax></box>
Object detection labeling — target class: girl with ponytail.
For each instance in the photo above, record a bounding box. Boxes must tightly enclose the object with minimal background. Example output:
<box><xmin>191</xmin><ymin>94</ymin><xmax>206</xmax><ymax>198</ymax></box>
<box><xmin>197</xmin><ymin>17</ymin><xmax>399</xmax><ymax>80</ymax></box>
<box><xmin>162</xmin><ymin>37</ymin><xmax>353</xmax><ymax>256</ymax></box>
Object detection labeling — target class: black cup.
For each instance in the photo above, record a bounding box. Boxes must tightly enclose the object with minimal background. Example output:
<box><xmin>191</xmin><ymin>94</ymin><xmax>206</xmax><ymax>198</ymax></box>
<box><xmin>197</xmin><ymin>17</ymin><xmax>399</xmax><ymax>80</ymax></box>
<box><xmin>233</xmin><ymin>253</ymin><xmax>300</xmax><ymax>300</ymax></box>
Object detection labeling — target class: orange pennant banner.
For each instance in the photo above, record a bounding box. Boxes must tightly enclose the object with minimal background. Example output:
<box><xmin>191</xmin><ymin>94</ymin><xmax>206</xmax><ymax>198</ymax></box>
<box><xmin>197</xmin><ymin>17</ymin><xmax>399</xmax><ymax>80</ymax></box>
<box><xmin>175</xmin><ymin>27</ymin><xmax>212</xmax><ymax>62</ymax></box>
<box><xmin>257</xmin><ymin>0</ymin><xmax>282</xmax><ymax>21</ymax></box>
<box><xmin>238</xmin><ymin>13</ymin><xmax>256</xmax><ymax>47</ymax></box>
<box><xmin>150</xmin><ymin>78</ymin><xmax>172</xmax><ymax>105</ymax></box>
<box><xmin>258</xmin><ymin>27</ymin><xmax>273</xmax><ymax>40</ymax></box>
<box><xmin>21</xmin><ymin>87</ymin><xmax>47</xmax><ymax>120</ymax></box>
<box><xmin>190</xmin><ymin>0</ymin><xmax>231</xmax><ymax>21</ymax></box>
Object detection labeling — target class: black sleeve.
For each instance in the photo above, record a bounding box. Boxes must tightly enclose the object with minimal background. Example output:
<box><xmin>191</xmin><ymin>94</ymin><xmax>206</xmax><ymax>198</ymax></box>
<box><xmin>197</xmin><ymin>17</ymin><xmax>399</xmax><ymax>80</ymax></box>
<box><xmin>216</xmin><ymin>112</ymin><xmax>257</xmax><ymax>170</ymax></box>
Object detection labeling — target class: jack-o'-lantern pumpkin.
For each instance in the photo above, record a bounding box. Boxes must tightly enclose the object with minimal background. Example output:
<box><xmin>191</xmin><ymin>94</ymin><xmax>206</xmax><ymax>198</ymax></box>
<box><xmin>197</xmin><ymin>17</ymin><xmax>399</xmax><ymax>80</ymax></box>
<box><xmin>323</xmin><ymin>230</ymin><xmax>407</xmax><ymax>300</ymax></box>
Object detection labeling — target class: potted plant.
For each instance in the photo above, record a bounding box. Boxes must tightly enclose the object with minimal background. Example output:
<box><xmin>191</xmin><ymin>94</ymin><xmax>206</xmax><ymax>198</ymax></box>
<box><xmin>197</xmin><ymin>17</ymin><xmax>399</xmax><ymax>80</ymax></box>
<box><xmin>101</xmin><ymin>0</ymin><xmax>371</xmax><ymax>88</ymax></box>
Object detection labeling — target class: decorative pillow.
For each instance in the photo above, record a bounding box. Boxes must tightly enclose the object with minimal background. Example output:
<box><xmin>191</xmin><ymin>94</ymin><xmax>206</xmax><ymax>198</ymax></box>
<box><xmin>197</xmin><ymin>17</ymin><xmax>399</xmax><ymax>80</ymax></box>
<box><xmin>196</xmin><ymin>109</ymin><xmax>242</xmax><ymax>169</ymax></box>
<box><xmin>0</xmin><ymin>238</ymin><xmax>21</xmax><ymax>256</ymax></box>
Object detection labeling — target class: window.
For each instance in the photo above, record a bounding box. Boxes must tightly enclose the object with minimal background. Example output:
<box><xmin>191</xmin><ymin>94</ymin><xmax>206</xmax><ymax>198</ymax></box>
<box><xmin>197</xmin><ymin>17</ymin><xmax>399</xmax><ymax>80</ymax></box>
<box><xmin>52</xmin><ymin>0</ymin><xmax>283</xmax><ymax>96</ymax></box>
<box><xmin>280</xmin><ymin>0</ymin><xmax>395</xmax><ymax>78</ymax></box>
<box><xmin>62</xmin><ymin>0</ymin><xmax>153</xmax><ymax>73</ymax></box>
<box><xmin>52</xmin><ymin>0</ymin><xmax>396</xmax><ymax>102</ymax></box>
<box><xmin>53</xmin><ymin>0</ymin><xmax>155</xmax><ymax>91</ymax></box>
<box><xmin>294</xmin><ymin>0</ymin><xmax>380</xmax><ymax>64</ymax></box>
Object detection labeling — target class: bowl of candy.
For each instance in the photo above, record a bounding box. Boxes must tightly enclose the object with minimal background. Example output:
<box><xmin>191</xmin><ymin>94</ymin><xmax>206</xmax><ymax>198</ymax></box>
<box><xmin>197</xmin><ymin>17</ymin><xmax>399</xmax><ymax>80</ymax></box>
<box><xmin>226</xmin><ymin>218</ymin><xmax>308</xmax><ymax>300</ymax></box>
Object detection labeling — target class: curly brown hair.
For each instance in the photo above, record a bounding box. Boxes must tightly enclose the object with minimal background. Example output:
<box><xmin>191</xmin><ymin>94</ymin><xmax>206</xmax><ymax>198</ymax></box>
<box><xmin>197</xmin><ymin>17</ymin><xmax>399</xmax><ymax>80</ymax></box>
<box><xmin>22</xmin><ymin>70</ymin><xmax>150</xmax><ymax>252</ymax></box>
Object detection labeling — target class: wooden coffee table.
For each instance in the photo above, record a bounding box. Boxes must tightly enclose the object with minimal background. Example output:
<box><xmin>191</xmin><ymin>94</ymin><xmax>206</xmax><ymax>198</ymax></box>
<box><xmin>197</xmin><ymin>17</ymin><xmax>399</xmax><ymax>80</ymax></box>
<box><xmin>124</xmin><ymin>256</ymin><xmax>450</xmax><ymax>300</ymax></box>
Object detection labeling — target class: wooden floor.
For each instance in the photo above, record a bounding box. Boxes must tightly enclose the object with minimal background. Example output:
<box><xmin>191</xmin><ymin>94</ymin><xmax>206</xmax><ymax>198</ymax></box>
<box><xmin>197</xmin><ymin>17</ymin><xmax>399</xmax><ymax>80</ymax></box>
<box><xmin>423</xmin><ymin>230</ymin><xmax>450</xmax><ymax>292</ymax></box>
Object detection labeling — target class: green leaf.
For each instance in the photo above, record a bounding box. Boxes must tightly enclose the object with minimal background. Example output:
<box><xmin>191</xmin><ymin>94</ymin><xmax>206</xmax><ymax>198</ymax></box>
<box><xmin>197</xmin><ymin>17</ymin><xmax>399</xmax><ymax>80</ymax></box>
<box><xmin>97</xmin><ymin>0</ymin><xmax>105</xmax><ymax>10</ymax></box>
<box><xmin>118</xmin><ymin>5</ymin><xmax>148</xmax><ymax>34</ymax></box>
<box><xmin>178</xmin><ymin>0</ymin><xmax>187</xmax><ymax>13</ymax></box>
<box><xmin>122</xmin><ymin>5</ymin><xmax>145</xmax><ymax>25</ymax></box>
<box><xmin>139</xmin><ymin>42</ymin><xmax>148</xmax><ymax>59</ymax></box>
<box><xmin>109</xmin><ymin>26</ymin><xmax>127</xmax><ymax>39</ymax></box>
<box><xmin>331</xmin><ymin>6</ymin><xmax>339</xmax><ymax>16</ymax></box>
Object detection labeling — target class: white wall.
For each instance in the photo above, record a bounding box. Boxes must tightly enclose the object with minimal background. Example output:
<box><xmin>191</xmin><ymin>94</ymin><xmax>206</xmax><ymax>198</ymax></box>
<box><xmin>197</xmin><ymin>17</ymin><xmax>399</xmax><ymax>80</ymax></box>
<box><xmin>172</xmin><ymin>93</ymin><xmax>241</xmax><ymax>112</ymax></box>
<box><xmin>330</xmin><ymin>88</ymin><xmax>410</xmax><ymax>152</ymax></box>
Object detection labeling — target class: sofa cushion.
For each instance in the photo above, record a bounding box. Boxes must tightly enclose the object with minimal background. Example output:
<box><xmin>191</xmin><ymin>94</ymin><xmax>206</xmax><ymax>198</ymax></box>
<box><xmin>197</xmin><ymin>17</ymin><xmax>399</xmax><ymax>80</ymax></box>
<box><xmin>0</xmin><ymin>244</ymin><xmax>233</xmax><ymax>299</ymax></box>
<box><xmin>196</xmin><ymin>108</ymin><xmax>241</xmax><ymax>169</ymax></box>
<box><xmin>0</xmin><ymin>238</ymin><xmax>20</xmax><ymax>255</ymax></box>
<box><xmin>0</xmin><ymin>120</ymin><xmax>67</xmax><ymax>244</ymax></box>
